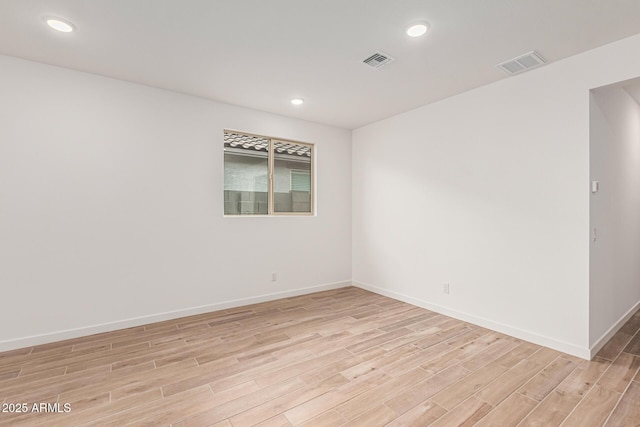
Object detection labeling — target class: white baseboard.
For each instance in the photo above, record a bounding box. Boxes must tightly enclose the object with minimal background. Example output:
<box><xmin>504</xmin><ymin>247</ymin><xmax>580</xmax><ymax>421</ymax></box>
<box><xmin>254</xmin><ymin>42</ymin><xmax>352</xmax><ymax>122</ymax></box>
<box><xmin>589</xmin><ymin>299</ymin><xmax>640</xmax><ymax>359</ymax></box>
<box><xmin>0</xmin><ymin>280</ymin><xmax>352</xmax><ymax>353</ymax></box>
<box><xmin>354</xmin><ymin>280</ymin><xmax>591</xmax><ymax>360</ymax></box>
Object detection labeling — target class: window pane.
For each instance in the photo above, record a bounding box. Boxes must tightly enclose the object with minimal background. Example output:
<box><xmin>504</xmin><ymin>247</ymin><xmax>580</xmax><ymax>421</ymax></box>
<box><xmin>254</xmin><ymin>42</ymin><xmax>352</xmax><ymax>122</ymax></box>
<box><xmin>291</xmin><ymin>170</ymin><xmax>311</xmax><ymax>192</ymax></box>
<box><xmin>224</xmin><ymin>133</ymin><xmax>269</xmax><ymax>215</ymax></box>
<box><xmin>273</xmin><ymin>141</ymin><xmax>312</xmax><ymax>213</ymax></box>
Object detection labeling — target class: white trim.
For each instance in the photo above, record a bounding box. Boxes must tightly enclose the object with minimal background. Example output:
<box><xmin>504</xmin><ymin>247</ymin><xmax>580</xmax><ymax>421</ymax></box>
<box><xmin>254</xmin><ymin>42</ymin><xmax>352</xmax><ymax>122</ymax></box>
<box><xmin>0</xmin><ymin>281</ymin><xmax>352</xmax><ymax>353</ymax></box>
<box><xmin>589</xmin><ymin>300</ymin><xmax>640</xmax><ymax>359</ymax></box>
<box><xmin>353</xmin><ymin>280</ymin><xmax>591</xmax><ymax>360</ymax></box>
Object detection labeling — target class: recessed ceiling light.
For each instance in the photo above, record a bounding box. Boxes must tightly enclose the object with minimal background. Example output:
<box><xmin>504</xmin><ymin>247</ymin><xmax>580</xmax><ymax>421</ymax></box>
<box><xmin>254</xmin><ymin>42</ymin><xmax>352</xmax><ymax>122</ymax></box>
<box><xmin>406</xmin><ymin>22</ymin><xmax>429</xmax><ymax>37</ymax></box>
<box><xmin>291</xmin><ymin>98</ymin><xmax>304</xmax><ymax>105</ymax></box>
<box><xmin>45</xmin><ymin>18</ymin><xmax>75</xmax><ymax>33</ymax></box>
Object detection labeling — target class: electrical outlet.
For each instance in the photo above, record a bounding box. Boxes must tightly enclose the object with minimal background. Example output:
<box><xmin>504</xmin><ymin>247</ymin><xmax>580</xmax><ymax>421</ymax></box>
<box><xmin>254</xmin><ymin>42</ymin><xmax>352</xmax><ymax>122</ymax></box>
<box><xmin>443</xmin><ymin>283</ymin><xmax>450</xmax><ymax>294</ymax></box>
<box><xmin>272</xmin><ymin>272</ymin><xmax>277</xmax><ymax>282</ymax></box>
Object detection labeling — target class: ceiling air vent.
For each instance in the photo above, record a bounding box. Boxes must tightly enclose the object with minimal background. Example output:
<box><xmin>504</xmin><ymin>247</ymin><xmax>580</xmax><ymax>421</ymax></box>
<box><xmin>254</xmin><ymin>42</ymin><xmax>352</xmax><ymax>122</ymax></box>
<box><xmin>363</xmin><ymin>51</ymin><xmax>394</xmax><ymax>69</ymax></box>
<box><xmin>496</xmin><ymin>51</ymin><xmax>546</xmax><ymax>75</ymax></box>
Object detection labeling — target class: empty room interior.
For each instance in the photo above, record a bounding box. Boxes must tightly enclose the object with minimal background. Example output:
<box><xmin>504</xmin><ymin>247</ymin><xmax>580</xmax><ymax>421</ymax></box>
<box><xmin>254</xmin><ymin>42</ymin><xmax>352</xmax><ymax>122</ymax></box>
<box><xmin>2</xmin><ymin>1</ymin><xmax>640</xmax><ymax>426</ymax></box>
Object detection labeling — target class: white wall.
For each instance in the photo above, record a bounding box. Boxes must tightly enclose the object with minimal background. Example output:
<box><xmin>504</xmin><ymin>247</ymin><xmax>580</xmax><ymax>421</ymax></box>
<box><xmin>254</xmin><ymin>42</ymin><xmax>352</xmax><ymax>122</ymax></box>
<box><xmin>0</xmin><ymin>54</ymin><xmax>352</xmax><ymax>351</ymax></box>
<box><xmin>352</xmin><ymin>33</ymin><xmax>640</xmax><ymax>358</ymax></box>
<box><xmin>589</xmin><ymin>83</ymin><xmax>640</xmax><ymax>348</ymax></box>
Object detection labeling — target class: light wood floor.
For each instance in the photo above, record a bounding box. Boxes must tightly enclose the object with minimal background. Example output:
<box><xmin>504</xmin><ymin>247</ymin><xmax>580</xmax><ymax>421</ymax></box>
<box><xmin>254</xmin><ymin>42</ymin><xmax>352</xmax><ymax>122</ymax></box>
<box><xmin>1</xmin><ymin>287</ymin><xmax>639</xmax><ymax>426</ymax></box>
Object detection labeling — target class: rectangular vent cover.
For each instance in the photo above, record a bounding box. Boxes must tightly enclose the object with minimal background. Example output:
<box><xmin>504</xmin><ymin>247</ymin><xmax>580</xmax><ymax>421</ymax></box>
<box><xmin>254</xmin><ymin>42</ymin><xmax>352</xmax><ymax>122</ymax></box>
<box><xmin>496</xmin><ymin>51</ymin><xmax>546</xmax><ymax>75</ymax></box>
<box><xmin>363</xmin><ymin>51</ymin><xmax>394</xmax><ymax>68</ymax></box>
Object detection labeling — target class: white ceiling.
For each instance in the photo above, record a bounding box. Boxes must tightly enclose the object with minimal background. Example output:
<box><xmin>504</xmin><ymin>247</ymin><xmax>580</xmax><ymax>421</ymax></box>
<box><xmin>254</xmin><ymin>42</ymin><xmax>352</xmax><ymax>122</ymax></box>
<box><xmin>2</xmin><ymin>1</ymin><xmax>640</xmax><ymax>129</ymax></box>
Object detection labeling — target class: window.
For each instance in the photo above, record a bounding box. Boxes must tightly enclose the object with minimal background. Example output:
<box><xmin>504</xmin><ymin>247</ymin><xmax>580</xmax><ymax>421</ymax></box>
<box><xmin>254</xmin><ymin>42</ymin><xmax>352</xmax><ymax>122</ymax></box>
<box><xmin>291</xmin><ymin>170</ymin><xmax>311</xmax><ymax>192</ymax></box>
<box><xmin>224</xmin><ymin>131</ymin><xmax>313</xmax><ymax>215</ymax></box>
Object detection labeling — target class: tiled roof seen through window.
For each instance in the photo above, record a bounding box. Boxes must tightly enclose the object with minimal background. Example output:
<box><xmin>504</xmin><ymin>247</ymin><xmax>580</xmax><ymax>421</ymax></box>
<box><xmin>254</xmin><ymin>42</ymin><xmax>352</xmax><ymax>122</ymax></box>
<box><xmin>224</xmin><ymin>132</ymin><xmax>311</xmax><ymax>157</ymax></box>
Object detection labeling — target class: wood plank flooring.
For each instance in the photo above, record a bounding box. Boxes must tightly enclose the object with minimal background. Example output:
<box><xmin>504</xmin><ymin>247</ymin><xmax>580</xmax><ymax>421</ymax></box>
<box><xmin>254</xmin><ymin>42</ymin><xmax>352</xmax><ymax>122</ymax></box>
<box><xmin>1</xmin><ymin>287</ymin><xmax>639</xmax><ymax>426</ymax></box>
